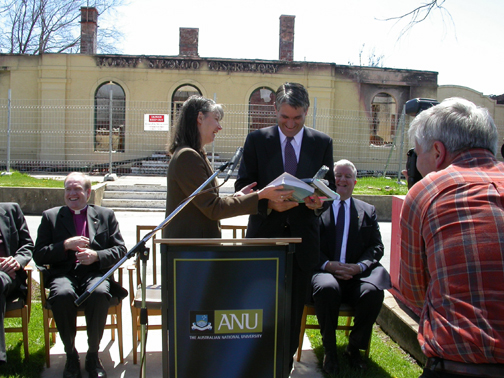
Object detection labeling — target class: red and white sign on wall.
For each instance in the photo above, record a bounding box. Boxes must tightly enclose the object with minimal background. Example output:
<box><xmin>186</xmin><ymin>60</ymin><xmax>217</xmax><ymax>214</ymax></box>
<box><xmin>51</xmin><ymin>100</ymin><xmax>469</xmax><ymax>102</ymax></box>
<box><xmin>144</xmin><ymin>114</ymin><xmax>169</xmax><ymax>131</ymax></box>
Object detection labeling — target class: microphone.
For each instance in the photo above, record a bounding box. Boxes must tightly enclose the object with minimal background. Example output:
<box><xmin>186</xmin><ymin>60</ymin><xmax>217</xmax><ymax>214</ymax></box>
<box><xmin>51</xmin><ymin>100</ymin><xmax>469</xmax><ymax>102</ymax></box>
<box><xmin>313</xmin><ymin>165</ymin><xmax>329</xmax><ymax>180</ymax></box>
<box><xmin>224</xmin><ymin>147</ymin><xmax>243</xmax><ymax>181</ymax></box>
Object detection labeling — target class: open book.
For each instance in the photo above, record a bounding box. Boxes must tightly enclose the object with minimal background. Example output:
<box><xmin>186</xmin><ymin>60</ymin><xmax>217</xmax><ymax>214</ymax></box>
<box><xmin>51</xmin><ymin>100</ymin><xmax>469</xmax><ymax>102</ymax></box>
<box><xmin>267</xmin><ymin>172</ymin><xmax>339</xmax><ymax>203</ymax></box>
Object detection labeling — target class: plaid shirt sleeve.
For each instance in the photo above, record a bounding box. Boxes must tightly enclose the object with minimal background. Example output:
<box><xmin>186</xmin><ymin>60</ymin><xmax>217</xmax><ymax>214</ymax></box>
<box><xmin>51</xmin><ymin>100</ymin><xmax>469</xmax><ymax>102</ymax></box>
<box><xmin>399</xmin><ymin>180</ymin><xmax>430</xmax><ymax>310</ymax></box>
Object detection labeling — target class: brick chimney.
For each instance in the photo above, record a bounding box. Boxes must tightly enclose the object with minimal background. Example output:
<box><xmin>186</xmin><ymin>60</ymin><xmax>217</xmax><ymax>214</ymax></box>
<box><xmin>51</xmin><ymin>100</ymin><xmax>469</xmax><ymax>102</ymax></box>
<box><xmin>80</xmin><ymin>7</ymin><xmax>98</xmax><ymax>54</ymax></box>
<box><xmin>179</xmin><ymin>28</ymin><xmax>199</xmax><ymax>57</ymax></box>
<box><xmin>279</xmin><ymin>15</ymin><xmax>295</xmax><ymax>61</ymax></box>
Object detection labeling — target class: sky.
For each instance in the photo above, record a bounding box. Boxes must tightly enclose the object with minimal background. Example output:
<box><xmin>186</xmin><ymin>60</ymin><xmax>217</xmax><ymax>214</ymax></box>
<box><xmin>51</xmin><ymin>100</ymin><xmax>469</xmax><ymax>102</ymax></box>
<box><xmin>106</xmin><ymin>0</ymin><xmax>504</xmax><ymax>96</ymax></box>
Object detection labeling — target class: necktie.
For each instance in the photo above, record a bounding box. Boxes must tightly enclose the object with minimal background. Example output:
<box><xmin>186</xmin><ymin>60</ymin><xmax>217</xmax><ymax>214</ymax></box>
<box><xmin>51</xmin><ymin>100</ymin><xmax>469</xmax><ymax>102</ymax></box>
<box><xmin>334</xmin><ymin>201</ymin><xmax>345</xmax><ymax>262</ymax></box>
<box><xmin>284</xmin><ymin>137</ymin><xmax>297</xmax><ymax>175</ymax></box>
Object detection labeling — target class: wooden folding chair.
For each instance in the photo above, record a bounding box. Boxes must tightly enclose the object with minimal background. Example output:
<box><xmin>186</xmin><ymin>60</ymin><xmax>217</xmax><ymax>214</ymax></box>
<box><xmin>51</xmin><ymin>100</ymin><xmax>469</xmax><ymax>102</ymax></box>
<box><xmin>39</xmin><ymin>268</ymin><xmax>124</xmax><ymax>367</ymax></box>
<box><xmin>296</xmin><ymin>302</ymin><xmax>371</xmax><ymax>362</ymax></box>
<box><xmin>128</xmin><ymin>225</ymin><xmax>162</xmax><ymax>365</ymax></box>
<box><xmin>5</xmin><ymin>265</ymin><xmax>33</xmax><ymax>360</ymax></box>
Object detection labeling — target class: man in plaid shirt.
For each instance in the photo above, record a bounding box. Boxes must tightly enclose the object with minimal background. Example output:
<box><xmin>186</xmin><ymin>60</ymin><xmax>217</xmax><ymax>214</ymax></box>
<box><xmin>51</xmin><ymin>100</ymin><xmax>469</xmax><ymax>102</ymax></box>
<box><xmin>400</xmin><ymin>97</ymin><xmax>504</xmax><ymax>378</ymax></box>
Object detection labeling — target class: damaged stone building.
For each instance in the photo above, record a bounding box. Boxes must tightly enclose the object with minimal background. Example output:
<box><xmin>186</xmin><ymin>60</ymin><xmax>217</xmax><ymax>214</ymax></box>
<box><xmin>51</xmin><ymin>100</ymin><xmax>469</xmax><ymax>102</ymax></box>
<box><xmin>0</xmin><ymin>8</ymin><xmax>501</xmax><ymax>173</ymax></box>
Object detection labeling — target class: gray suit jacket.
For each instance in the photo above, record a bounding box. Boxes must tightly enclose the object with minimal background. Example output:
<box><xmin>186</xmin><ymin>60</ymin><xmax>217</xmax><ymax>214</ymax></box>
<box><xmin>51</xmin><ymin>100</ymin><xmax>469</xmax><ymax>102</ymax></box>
<box><xmin>318</xmin><ymin>197</ymin><xmax>391</xmax><ymax>290</ymax></box>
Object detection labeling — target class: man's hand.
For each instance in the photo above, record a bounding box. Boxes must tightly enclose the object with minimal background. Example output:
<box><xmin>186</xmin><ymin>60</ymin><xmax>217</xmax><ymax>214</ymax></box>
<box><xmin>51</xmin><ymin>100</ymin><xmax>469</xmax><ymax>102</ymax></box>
<box><xmin>64</xmin><ymin>236</ymin><xmax>90</xmax><ymax>251</ymax></box>
<box><xmin>268</xmin><ymin>199</ymin><xmax>299</xmax><ymax>212</ymax></box>
<box><xmin>325</xmin><ymin>261</ymin><xmax>360</xmax><ymax>280</ymax></box>
<box><xmin>304</xmin><ymin>194</ymin><xmax>323</xmax><ymax>211</ymax></box>
<box><xmin>0</xmin><ymin>256</ymin><xmax>21</xmax><ymax>279</ymax></box>
<box><xmin>76</xmin><ymin>247</ymin><xmax>99</xmax><ymax>265</ymax></box>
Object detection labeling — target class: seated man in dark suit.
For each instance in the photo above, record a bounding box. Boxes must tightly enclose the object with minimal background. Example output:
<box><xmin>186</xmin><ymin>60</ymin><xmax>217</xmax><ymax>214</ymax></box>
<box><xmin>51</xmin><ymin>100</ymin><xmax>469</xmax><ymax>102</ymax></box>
<box><xmin>311</xmin><ymin>159</ymin><xmax>391</xmax><ymax>376</ymax></box>
<box><xmin>0</xmin><ymin>203</ymin><xmax>33</xmax><ymax>365</ymax></box>
<box><xmin>34</xmin><ymin>172</ymin><xmax>127</xmax><ymax>378</ymax></box>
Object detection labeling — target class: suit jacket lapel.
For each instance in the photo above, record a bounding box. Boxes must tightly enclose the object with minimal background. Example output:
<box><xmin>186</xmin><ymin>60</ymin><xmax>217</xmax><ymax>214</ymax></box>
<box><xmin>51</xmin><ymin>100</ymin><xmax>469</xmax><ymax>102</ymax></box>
<box><xmin>0</xmin><ymin>208</ymin><xmax>11</xmax><ymax>254</ymax></box>
<box><xmin>265</xmin><ymin>126</ymin><xmax>284</xmax><ymax>178</ymax></box>
<box><xmin>297</xmin><ymin>127</ymin><xmax>316</xmax><ymax>178</ymax></box>
<box><xmin>321</xmin><ymin>204</ymin><xmax>337</xmax><ymax>259</ymax></box>
<box><xmin>87</xmin><ymin>206</ymin><xmax>100</xmax><ymax>245</ymax></box>
<box><xmin>347</xmin><ymin>198</ymin><xmax>363</xmax><ymax>260</ymax></box>
<box><xmin>60</xmin><ymin>207</ymin><xmax>77</xmax><ymax>237</ymax></box>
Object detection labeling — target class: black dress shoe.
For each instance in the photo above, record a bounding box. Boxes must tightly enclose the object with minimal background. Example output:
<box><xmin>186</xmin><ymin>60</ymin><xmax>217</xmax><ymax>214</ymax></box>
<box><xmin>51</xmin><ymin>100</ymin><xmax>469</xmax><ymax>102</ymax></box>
<box><xmin>323</xmin><ymin>352</ymin><xmax>340</xmax><ymax>376</ymax></box>
<box><xmin>85</xmin><ymin>353</ymin><xmax>107</xmax><ymax>378</ymax></box>
<box><xmin>344</xmin><ymin>345</ymin><xmax>368</xmax><ymax>370</ymax></box>
<box><xmin>63</xmin><ymin>353</ymin><xmax>82</xmax><ymax>378</ymax></box>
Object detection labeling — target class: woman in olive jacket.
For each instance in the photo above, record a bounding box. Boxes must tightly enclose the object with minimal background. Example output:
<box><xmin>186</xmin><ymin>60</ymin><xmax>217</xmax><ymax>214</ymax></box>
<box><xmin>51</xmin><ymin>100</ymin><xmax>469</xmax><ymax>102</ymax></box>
<box><xmin>163</xmin><ymin>96</ymin><xmax>291</xmax><ymax>238</ymax></box>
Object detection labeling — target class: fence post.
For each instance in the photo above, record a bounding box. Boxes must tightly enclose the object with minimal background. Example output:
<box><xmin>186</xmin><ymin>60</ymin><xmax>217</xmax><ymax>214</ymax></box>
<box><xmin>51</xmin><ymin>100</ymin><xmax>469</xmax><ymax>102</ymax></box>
<box><xmin>383</xmin><ymin>104</ymin><xmax>406</xmax><ymax>179</ymax></box>
<box><xmin>5</xmin><ymin>89</ymin><xmax>12</xmax><ymax>174</ymax></box>
<box><xmin>396</xmin><ymin>105</ymin><xmax>407</xmax><ymax>183</ymax></box>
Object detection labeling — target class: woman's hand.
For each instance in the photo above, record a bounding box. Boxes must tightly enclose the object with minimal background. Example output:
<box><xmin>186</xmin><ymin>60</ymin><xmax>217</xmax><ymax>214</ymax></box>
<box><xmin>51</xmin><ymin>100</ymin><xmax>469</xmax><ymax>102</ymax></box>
<box><xmin>234</xmin><ymin>182</ymin><xmax>258</xmax><ymax>197</ymax></box>
<box><xmin>234</xmin><ymin>183</ymin><xmax>295</xmax><ymax>203</ymax></box>
<box><xmin>257</xmin><ymin>185</ymin><xmax>295</xmax><ymax>202</ymax></box>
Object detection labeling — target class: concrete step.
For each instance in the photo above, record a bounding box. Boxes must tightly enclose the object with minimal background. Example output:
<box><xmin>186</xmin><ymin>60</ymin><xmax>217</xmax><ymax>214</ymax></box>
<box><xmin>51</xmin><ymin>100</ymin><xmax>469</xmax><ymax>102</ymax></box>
<box><xmin>131</xmin><ymin>167</ymin><xmax>168</xmax><ymax>175</ymax></box>
<box><xmin>110</xmin><ymin>207</ymin><xmax>165</xmax><ymax>212</ymax></box>
<box><xmin>105</xmin><ymin>183</ymin><xmax>167</xmax><ymax>192</ymax></box>
<box><xmin>103</xmin><ymin>191</ymin><xmax>166</xmax><ymax>200</ymax></box>
<box><xmin>101</xmin><ymin>199</ymin><xmax>166</xmax><ymax>209</ymax></box>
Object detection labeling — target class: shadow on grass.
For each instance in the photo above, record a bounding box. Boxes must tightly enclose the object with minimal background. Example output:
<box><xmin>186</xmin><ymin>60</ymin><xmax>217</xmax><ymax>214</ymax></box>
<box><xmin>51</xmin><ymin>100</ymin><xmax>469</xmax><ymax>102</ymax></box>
<box><xmin>0</xmin><ymin>341</ymin><xmax>45</xmax><ymax>378</ymax></box>
<box><xmin>0</xmin><ymin>299</ymin><xmax>48</xmax><ymax>378</ymax></box>
<box><xmin>306</xmin><ymin>320</ymin><xmax>423</xmax><ymax>378</ymax></box>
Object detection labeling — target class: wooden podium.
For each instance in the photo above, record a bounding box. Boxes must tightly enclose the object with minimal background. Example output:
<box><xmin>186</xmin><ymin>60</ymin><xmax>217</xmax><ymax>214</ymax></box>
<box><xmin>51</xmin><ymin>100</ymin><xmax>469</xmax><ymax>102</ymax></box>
<box><xmin>156</xmin><ymin>238</ymin><xmax>300</xmax><ymax>378</ymax></box>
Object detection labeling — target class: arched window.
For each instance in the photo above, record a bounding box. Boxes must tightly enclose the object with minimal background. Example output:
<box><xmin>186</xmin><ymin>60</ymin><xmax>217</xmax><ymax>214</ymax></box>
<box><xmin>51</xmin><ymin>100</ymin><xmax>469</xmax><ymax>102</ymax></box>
<box><xmin>94</xmin><ymin>82</ymin><xmax>125</xmax><ymax>152</ymax></box>
<box><xmin>370</xmin><ymin>93</ymin><xmax>397</xmax><ymax>145</ymax></box>
<box><xmin>248</xmin><ymin>87</ymin><xmax>276</xmax><ymax>132</ymax></box>
<box><xmin>171</xmin><ymin>85</ymin><xmax>201</xmax><ymax>126</ymax></box>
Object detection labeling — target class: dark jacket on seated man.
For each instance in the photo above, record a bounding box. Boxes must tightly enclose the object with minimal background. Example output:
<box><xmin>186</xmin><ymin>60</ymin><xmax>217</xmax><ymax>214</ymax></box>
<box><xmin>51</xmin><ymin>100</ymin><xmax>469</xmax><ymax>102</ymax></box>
<box><xmin>312</xmin><ymin>160</ymin><xmax>391</xmax><ymax>376</ymax></box>
<box><xmin>0</xmin><ymin>203</ymin><xmax>33</xmax><ymax>364</ymax></box>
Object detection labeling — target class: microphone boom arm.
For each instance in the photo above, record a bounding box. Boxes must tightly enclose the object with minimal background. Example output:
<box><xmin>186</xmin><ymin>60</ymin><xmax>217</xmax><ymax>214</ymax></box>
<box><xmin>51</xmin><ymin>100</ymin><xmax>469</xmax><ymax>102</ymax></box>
<box><xmin>74</xmin><ymin>161</ymin><xmax>228</xmax><ymax>307</ymax></box>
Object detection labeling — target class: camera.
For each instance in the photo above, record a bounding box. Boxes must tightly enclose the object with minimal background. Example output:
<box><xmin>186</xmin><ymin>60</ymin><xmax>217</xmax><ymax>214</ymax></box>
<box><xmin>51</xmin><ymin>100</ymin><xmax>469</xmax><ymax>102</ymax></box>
<box><xmin>404</xmin><ymin>98</ymin><xmax>439</xmax><ymax>189</ymax></box>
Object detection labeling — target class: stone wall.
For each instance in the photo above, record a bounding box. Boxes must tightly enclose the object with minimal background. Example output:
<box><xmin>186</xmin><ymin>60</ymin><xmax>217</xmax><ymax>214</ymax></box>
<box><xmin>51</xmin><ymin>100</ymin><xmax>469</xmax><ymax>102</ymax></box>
<box><xmin>0</xmin><ymin>183</ymin><xmax>106</xmax><ymax>215</ymax></box>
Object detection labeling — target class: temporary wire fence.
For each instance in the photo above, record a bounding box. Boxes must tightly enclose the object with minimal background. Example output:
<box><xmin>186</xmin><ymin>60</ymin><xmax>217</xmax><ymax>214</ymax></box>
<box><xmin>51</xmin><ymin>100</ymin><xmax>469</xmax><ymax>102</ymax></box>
<box><xmin>1</xmin><ymin>99</ymin><xmax>503</xmax><ymax>178</ymax></box>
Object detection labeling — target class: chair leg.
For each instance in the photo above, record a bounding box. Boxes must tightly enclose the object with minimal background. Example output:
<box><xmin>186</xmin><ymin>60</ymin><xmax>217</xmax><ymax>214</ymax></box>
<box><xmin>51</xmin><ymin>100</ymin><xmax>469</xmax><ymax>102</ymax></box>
<box><xmin>110</xmin><ymin>314</ymin><xmax>116</xmax><ymax>341</ymax></box>
<box><xmin>43</xmin><ymin>311</ymin><xmax>51</xmax><ymax>367</ymax></box>
<box><xmin>296</xmin><ymin>305</ymin><xmax>309</xmax><ymax>362</ymax></box>
<box><xmin>117</xmin><ymin>306</ymin><xmax>124</xmax><ymax>364</ymax></box>
<box><xmin>21</xmin><ymin>308</ymin><xmax>29</xmax><ymax>360</ymax></box>
<box><xmin>345</xmin><ymin>316</ymin><xmax>352</xmax><ymax>337</ymax></box>
<box><xmin>365</xmin><ymin>330</ymin><xmax>372</xmax><ymax>357</ymax></box>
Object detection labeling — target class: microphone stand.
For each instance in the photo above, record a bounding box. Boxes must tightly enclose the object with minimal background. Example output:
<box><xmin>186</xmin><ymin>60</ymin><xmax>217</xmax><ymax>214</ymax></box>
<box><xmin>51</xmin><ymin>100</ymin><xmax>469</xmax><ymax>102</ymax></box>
<box><xmin>74</xmin><ymin>160</ymin><xmax>231</xmax><ymax>378</ymax></box>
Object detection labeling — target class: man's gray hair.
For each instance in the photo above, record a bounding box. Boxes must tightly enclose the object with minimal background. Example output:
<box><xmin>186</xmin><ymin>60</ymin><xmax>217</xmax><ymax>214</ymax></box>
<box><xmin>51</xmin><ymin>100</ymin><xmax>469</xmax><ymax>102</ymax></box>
<box><xmin>334</xmin><ymin>159</ymin><xmax>357</xmax><ymax>178</ymax></box>
<box><xmin>408</xmin><ymin>97</ymin><xmax>498</xmax><ymax>156</ymax></box>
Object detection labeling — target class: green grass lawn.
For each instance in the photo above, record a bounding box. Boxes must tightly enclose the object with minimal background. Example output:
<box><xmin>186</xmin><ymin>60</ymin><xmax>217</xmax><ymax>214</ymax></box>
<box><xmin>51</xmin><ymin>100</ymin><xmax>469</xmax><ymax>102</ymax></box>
<box><xmin>0</xmin><ymin>171</ymin><xmax>64</xmax><ymax>188</ymax></box>
<box><xmin>306</xmin><ymin>315</ymin><xmax>423</xmax><ymax>378</ymax></box>
<box><xmin>353</xmin><ymin>176</ymin><xmax>408</xmax><ymax>196</ymax></box>
<box><xmin>1</xmin><ymin>295</ymin><xmax>46</xmax><ymax>378</ymax></box>
<box><xmin>0</xmin><ymin>170</ymin><xmax>408</xmax><ymax>195</ymax></box>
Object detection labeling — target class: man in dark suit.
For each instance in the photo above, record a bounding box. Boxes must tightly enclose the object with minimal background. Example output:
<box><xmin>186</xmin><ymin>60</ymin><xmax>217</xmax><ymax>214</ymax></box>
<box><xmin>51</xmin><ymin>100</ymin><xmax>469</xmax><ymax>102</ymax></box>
<box><xmin>312</xmin><ymin>159</ymin><xmax>391</xmax><ymax>376</ymax></box>
<box><xmin>0</xmin><ymin>203</ymin><xmax>33</xmax><ymax>364</ymax></box>
<box><xmin>34</xmin><ymin>172</ymin><xmax>126</xmax><ymax>378</ymax></box>
<box><xmin>235</xmin><ymin>82</ymin><xmax>335</xmax><ymax>370</ymax></box>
